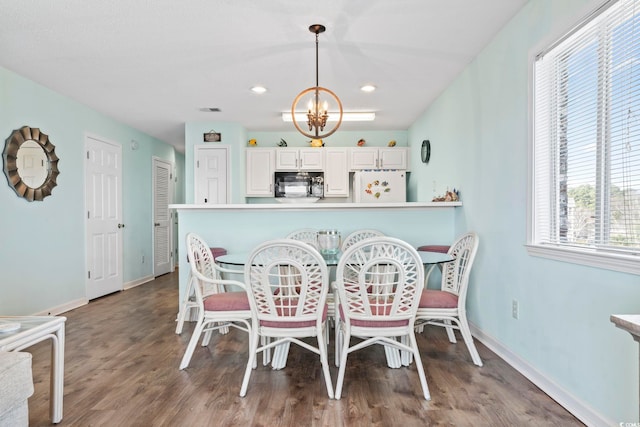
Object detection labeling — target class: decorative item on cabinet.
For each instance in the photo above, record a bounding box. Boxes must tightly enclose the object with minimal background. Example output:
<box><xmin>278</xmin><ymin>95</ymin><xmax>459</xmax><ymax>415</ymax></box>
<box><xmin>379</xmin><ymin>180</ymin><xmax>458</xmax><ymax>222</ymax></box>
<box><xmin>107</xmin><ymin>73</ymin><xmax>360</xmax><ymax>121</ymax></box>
<box><xmin>309</xmin><ymin>139</ymin><xmax>324</xmax><ymax>147</ymax></box>
<box><xmin>277</xmin><ymin>138</ymin><xmax>287</xmax><ymax>147</ymax></box>
<box><xmin>432</xmin><ymin>188</ymin><xmax>459</xmax><ymax>202</ymax></box>
<box><xmin>388</xmin><ymin>140</ymin><xmax>396</xmax><ymax>147</ymax></box>
<box><xmin>203</xmin><ymin>130</ymin><xmax>221</xmax><ymax>142</ymax></box>
<box><xmin>357</xmin><ymin>139</ymin><xmax>366</xmax><ymax>146</ymax></box>
<box><xmin>248</xmin><ymin>139</ymin><xmax>257</xmax><ymax>146</ymax></box>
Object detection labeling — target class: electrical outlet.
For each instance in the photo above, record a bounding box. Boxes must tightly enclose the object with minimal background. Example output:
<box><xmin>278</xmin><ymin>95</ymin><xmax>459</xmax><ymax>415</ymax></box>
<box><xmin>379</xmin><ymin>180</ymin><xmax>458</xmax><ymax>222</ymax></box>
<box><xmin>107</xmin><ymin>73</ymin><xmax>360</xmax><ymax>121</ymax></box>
<box><xmin>512</xmin><ymin>300</ymin><xmax>519</xmax><ymax>319</ymax></box>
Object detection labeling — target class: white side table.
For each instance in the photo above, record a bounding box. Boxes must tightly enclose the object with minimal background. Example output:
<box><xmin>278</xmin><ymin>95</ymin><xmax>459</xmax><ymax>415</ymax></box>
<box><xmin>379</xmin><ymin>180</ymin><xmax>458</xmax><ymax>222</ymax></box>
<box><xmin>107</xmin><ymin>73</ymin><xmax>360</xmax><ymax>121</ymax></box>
<box><xmin>0</xmin><ymin>316</ymin><xmax>67</xmax><ymax>424</ymax></box>
<box><xmin>611</xmin><ymin>314</ymin><xmax>640</xmax><ymax>421</ymax></box>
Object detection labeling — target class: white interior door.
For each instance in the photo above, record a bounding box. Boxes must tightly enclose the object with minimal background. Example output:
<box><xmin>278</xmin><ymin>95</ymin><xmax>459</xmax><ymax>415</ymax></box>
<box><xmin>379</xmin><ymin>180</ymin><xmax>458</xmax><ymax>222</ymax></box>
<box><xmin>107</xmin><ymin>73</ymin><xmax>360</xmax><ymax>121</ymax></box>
<box><xmin>85</xmin><ymin>135</ymin><xmax>123</xmax><ymax>300</ymax></box>
<box><xmin>194</xmin><ymin>146</ymin><xmax>229</xmax><ymax>204</ymax></box>
<box><xmin>153</xmin><ymin>157</ymin><xmax>173</xmax><ymax>277</ymax></box>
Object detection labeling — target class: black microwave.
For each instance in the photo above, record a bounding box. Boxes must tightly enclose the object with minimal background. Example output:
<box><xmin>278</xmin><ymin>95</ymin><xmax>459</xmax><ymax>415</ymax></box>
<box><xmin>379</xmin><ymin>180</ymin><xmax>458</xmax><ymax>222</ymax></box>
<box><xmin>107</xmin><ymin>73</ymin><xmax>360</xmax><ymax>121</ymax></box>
<box><xmin>274</xmin><ymin>171</ymin><xmax>324</xmax><ymax>198</ymax></box>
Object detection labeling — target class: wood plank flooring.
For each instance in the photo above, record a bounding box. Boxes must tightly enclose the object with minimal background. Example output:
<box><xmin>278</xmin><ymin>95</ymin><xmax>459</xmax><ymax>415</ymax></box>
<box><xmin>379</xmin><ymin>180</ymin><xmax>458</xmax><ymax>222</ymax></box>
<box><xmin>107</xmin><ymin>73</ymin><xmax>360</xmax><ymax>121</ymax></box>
<box><xmin>26</xmin><ymin>270</ymin><xmax>583</xmax><ymax>426</ymax></box>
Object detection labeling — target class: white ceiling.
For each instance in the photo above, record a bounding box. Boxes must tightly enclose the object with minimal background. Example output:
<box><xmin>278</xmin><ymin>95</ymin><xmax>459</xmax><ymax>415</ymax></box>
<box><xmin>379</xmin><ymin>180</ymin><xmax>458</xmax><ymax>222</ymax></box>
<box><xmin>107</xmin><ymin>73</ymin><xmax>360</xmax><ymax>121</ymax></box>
<box><xmin>0</xmin><ymin>0</ymin><xmax>528</xmax><ymax>152</ymax></box>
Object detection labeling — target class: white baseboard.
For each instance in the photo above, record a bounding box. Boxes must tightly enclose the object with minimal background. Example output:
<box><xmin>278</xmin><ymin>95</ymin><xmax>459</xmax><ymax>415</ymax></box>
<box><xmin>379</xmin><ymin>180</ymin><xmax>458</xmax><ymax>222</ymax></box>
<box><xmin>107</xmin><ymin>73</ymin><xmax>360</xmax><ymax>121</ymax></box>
<box><xmin>33</xmin><ymin>297</ymin><xmax>87</xmax><ymax>316</ymax></box>
<box><xmin>124</xmin><ymin>275</ymin><xmax>154</xmax><ymax>290</ymax></box>
<box><xmin>33</xmin><ymin>276</ymin><xmax>154</xmax><ymax>316</ymax></box>
<box><xmin>470</xmin><ymin>323</ymin><xmax>614</xmax><ymax>427</ymax></box>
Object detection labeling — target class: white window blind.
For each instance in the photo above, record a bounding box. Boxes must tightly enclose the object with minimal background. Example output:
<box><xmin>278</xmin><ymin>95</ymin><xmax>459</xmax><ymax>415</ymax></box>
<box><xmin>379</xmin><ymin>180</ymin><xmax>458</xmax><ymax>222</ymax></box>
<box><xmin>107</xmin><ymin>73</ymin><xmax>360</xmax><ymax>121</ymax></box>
<box><xmin>532</xmin><ymin>0</ymin><xmax>640</xmax><ymax>264</ymax></box>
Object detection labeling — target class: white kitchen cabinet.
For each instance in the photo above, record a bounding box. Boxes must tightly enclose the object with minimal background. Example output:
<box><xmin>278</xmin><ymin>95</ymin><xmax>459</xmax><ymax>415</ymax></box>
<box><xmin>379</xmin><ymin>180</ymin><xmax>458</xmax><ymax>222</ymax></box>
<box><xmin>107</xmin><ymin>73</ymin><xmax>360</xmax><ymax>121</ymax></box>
<box><xmin>349</xmin><ymin>147</ymin><xmax>409</xmax><ymax>170</ymax></box>
<box><xmin>324</xmin><ymin>148</ymin><xmax>349</xmax><ymax>197</ymax></box>
<box><xmin>275</xmin><ymin>148</ymin><xmax>324</xmax><ymax>171</ymax></box>
<box><xmin>246</xmin><ymin>148</ymin><xmax>275</xmax><ymax>196</ymax></box>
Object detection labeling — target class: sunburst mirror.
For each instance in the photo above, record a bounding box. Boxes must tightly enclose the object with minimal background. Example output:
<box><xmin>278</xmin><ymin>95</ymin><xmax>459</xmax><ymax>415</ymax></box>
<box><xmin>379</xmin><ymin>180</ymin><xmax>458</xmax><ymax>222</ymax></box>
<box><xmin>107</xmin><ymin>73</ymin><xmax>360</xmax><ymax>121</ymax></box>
<box><xmin>3</xmin><ymin>126</ymin><xmax>60</xmax><ymax>201</ymax></box>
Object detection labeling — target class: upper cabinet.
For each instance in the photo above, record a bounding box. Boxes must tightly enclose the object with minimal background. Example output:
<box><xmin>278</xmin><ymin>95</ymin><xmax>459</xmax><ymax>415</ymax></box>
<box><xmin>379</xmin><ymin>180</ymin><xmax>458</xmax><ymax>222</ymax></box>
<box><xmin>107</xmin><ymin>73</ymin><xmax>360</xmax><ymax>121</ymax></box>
<box><xmin>275</xmin><ymin>148</ymin><xmax>324</xmax><ymax>171</ymax></box>
<box><xmin>349</xmin><ymin>147</ymin><xmax>409</xmax><ymax>170</ymax></box>
<box><xmin>324</xmin><ymin>148</ymin><xmax>349</xmax><ymax>197</ymax></box>
<box><xmin>246</xmin><ymin>148</ymin><xmax>275</xmax><ymax>196</ymax></box>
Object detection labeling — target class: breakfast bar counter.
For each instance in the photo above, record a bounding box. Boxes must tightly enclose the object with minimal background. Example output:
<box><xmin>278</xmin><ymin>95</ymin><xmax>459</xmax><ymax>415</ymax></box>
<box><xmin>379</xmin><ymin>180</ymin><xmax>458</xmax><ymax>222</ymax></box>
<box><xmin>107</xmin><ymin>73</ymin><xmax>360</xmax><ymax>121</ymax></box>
<box><xmin>170</xmin><ymin>201</ymin><xmax>461</xmax><ymax>302</ymax></box>
<box><xmin>171</xmin><ymin>201</ymin><xmax>461</xmax><ymax>211</ymax></box>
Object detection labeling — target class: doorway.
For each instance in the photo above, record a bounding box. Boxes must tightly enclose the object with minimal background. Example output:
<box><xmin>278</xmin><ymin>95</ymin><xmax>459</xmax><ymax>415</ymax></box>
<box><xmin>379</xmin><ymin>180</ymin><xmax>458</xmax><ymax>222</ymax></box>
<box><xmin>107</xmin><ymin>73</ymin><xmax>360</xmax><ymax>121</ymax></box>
<box><xmin>85</xmin><ymin>135</ymin><xmax>123</xmax><ymax>300</ymax></box>
<box><xmin>153</xmin><ymin>157</ymin><xmax>174</xmax><ymax>277</ymax></box>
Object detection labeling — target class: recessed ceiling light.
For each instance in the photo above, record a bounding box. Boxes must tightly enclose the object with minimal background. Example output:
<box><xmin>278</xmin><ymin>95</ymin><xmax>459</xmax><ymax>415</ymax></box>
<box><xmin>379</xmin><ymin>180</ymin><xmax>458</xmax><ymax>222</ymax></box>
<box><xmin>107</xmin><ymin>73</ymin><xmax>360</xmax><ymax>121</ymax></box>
<box><xmin>360</xmin><ymin>85</ymin><xmax>376</xmax><ymax>93</ymax></box>
<box><xmin>251</xmin><ymin>86</ymin><xmax>267</xmax><ymax>94</ymax></box>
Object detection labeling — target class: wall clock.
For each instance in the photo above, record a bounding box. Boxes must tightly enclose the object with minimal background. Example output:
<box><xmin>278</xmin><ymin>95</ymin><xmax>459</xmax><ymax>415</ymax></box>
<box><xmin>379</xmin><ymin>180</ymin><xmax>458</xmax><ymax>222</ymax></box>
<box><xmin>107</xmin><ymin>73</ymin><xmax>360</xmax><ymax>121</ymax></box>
<box><xmin>421</xmin><ymin>140</ymin><xmax>431</xmax><ymax>164</ymax></box>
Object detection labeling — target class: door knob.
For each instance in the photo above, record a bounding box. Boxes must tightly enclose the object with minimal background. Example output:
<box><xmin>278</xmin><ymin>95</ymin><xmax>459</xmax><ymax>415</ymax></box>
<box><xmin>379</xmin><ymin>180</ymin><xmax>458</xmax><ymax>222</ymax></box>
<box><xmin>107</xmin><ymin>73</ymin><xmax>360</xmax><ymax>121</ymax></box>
<box><xmin>118</xmin><ymin>223</ymin><xmax>125</xmax><ymax>228</ymax></box>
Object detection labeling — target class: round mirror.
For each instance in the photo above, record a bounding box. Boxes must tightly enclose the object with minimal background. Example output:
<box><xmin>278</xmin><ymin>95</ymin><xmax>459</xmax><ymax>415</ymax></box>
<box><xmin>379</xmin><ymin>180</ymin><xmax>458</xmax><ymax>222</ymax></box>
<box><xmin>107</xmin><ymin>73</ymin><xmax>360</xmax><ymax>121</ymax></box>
<box><xmin>17</xmin><ymin>140</ymin><xmax>49</xmax><ymax>188</ymax></box>
<box><xmin>3</xmin><ymin>126</ymin><xmax>59</xmax><ymax>201</ymax></box>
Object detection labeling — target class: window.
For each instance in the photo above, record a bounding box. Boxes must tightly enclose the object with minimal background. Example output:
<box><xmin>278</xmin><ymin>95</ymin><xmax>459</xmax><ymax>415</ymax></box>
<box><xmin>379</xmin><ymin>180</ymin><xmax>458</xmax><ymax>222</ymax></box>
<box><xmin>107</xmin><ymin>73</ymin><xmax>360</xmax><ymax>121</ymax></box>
<box><xmin>530</xmin><ymin>0</ymin><xmax>640</xmax><ymax>275</ymax></box>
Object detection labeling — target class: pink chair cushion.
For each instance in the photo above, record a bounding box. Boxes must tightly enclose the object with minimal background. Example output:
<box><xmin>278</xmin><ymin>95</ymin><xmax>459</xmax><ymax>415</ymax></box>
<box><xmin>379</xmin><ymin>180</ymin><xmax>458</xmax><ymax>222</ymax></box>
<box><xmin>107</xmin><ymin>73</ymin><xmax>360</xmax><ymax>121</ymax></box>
<box><xmin>260</xmin><ymin>303</ymin><xmax>329</xmax><ymax>328</ymax></box>
<box><xmin>338</xmin><ymin>305</ymin><xmax>409</xmax><ymax>327</ymax></box>
<box><xmin>210</xmin><ymin>247</ymin><xmax>228</xmax><ymax>259</ymax></box>
<box><xmin>203</xmin><ymin>292</ymin><xmax>250</xmax><ymax>311</ymax></box>
<box><xmin>419</xmin><ymin>289</ymin><xmax>458</xmax><ymax>308</ymax></box>
<box><xmin>417</xmin><ymin>245</ymin><xmax>450</xmax><ymax>253</ymax></box>
<box><xmin>186</xmin><ymin>247</ymin><xmax>227</xmax><ymax>262</ymax></box>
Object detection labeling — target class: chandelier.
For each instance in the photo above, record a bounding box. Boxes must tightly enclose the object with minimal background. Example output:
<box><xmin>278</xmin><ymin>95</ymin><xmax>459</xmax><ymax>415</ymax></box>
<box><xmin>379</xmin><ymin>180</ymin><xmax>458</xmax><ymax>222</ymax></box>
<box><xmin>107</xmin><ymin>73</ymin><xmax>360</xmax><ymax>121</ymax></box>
<box><xmin>291</xmin><ymin>24</ymin><xmax>343</xmax><ymax>139</ymax></box>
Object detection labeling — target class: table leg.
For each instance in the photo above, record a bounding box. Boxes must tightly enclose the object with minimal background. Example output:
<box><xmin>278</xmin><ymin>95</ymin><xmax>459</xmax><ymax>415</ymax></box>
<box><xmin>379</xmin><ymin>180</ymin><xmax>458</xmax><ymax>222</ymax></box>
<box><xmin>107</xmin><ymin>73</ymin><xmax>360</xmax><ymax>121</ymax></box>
<box><xmin>400</xmin><ymin>335</ymin><xmax>413</xmax><ymax>366</ymax></box>
<box><xmin>271</xmin><ymin>342</ymin><xmax>290</xmax><ymax>370</ymax></box>
<box><xmin>384</xmin><ymin>344</ymin><xmax>401</xmax><ymax>368</ymax></box>
<box><xmin>424</xmin><ymin>264</ymin><xmax>437</xmax><ymax>286</ymax></box>
<box><xmin>51</xmin><ymin>325</ymin><xmax>65</xmax><ymax>424</ymax></box>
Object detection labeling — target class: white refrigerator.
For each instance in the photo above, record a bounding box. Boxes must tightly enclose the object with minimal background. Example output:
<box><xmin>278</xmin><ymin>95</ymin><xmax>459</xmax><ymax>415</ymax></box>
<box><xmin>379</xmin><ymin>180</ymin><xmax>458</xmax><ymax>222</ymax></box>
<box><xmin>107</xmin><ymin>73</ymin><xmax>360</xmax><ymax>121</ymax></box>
<box><xmin>353</xmin><ymin>170</ymin><xmax>407</xmax><ymax>203</ymax></box>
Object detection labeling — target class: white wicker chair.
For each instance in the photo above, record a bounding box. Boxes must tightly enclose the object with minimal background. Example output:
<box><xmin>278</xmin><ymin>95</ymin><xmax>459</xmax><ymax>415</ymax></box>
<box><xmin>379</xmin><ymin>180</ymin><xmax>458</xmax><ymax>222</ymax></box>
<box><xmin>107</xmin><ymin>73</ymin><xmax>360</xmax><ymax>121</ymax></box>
<box><xmin>333</xmin><ymin>237</ymin><xmax>430</xmax><ymax>400</ymax></box>
<box><xmin>331</xmin><ymin>229</ymin><xmax>386</xmax><ymax>364</ymax></box>
<box><xmin>269</xmin><ymin>229</ymin><xmax>320</xmax><ymax>369</ymax></box>
<box><xmin>340</xmin><ymin>229</ymin><xmax>385</xmax><ymax>251</ymax></box>
<box><xmin>286</xmin><ymin>228</ymin><xmax>319</xmax><ymax>249</ymax></box>
<box><xmin>415</xmin><ymin>232</ymin><xmax>482</xmax><ymax>366</ymax></box>
<box><xmin>240</xmin><ymin>239</ymin><xmax>334</xmax><ymax>398</ymax></box>
<box><xmin>179</xmin><ymin>233</ymin><xmax>252</xmax><ymax>370</ymax></box>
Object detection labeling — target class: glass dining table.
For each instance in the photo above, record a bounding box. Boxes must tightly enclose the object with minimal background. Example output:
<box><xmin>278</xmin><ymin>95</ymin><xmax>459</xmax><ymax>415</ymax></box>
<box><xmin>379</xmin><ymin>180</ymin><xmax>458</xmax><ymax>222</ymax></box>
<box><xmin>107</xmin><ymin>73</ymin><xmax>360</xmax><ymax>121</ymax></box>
<box><xmin>215</xmin><ymin>249</ymin><xmax>454</xmax><ymax>370</ymax></box>
<box><xmin>216</xmin><ymin>249</ymin><xmax>453</xmax><ymax>280</ymax></box>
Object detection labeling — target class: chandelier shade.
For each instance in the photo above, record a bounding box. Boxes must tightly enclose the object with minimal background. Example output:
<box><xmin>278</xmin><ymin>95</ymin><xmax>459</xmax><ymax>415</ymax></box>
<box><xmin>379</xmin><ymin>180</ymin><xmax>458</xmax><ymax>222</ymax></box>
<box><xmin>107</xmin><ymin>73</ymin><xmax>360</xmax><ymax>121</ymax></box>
<box><xmin>290</xmin><ymin>25</ymin><xmax>343</xmax><ymax>139</ymax></box>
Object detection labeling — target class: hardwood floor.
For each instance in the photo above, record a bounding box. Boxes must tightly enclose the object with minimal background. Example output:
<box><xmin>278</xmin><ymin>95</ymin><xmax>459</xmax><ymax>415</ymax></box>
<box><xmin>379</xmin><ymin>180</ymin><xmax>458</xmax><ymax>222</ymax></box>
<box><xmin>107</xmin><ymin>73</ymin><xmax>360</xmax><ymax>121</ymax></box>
<box><xmin>26</xmin><ymin>270</ymin><xmax>583</xmax><ymax>426</ymax></box>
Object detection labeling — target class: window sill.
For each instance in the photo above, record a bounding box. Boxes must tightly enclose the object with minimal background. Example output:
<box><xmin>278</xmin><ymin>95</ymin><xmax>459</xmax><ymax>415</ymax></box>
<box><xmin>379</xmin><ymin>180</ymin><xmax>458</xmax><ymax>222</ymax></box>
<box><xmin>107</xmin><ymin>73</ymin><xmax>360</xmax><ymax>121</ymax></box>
<box><xmin>525</xmin><ymin>244</ymin><xmax>640</xmax><ymax>276</ymax></box>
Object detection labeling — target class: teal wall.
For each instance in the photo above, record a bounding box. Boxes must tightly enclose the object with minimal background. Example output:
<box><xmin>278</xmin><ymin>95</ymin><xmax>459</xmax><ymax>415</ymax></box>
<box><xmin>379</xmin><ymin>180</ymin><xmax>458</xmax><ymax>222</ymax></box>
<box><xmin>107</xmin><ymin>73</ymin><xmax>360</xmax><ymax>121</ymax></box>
<box><xmin>0</xmin><ymin>66</ymin><xmax>184</xmax><ymax>314</ymax></box>
<box><xmin>2</xmin><ymin>0</ymin><xmax>638</xmax><ymax>422</ymax></box>
<box><xmin>407</xmin><ymin>0</ymin><xmax>639</xmax><ymax>423</ymax></box>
